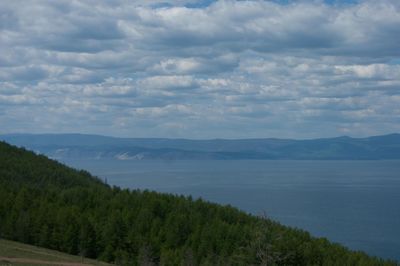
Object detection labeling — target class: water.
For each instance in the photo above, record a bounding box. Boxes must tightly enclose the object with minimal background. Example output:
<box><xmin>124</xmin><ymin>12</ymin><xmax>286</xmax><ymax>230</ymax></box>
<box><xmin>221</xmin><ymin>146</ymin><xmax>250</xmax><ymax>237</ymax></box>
<box><xmin>63</xmin><ymin>159</ymin><xmax>400</xmax><ymax>261</ymax></box>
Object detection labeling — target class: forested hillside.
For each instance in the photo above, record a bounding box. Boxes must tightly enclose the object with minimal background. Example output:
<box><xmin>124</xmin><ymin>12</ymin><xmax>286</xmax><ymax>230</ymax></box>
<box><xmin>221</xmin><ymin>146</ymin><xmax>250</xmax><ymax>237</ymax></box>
<box><xmin>0</xmin><ymin>141</ymin><xmax>396</xmax><ymax>265</ymax></box>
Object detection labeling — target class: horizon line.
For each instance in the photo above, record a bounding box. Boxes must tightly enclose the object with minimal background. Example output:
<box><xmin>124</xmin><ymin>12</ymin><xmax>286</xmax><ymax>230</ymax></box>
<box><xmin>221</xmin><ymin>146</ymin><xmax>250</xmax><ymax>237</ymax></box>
<box><xmin>1</xmin><ymin>132</ymin><xmax>399</xmax><ymax>142</ymax></box>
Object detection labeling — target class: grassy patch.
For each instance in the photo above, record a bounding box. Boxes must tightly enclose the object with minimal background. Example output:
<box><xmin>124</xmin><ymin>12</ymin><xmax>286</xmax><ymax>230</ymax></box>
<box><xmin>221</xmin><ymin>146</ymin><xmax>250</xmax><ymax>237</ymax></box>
<box><xmin>0</xmin><ymin>239</ymin><xmax>111</xmax><ymax>265</ymax></box>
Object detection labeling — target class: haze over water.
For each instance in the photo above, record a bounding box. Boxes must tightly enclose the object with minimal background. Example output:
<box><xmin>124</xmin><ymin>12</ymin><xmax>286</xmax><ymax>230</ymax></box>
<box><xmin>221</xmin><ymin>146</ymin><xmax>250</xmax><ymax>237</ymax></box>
<box><xmin>65</xmin><ymin>159</ymin><xmax>400</xmax><ymax>261</ymax></box>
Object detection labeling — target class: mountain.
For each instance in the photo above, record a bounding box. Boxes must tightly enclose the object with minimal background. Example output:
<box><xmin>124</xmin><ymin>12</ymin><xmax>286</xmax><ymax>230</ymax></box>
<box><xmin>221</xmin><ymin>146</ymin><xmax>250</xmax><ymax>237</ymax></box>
<box><xmin>1</xmin><ymin>133</ymin><xmax>400</xmax><ymax>160</ymax></box>
<box><xmin>0</xmin><ymin>140</ymin><xmax>396</xmax><ymax>265</ymax></box>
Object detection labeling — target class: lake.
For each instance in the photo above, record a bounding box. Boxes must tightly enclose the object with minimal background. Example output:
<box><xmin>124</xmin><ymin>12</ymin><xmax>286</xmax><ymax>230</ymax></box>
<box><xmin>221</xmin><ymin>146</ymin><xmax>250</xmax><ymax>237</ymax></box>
<box><xmin>63</xmin><ymin>159</ymin><xmax>400</xmax><ymax>261</ymax></box>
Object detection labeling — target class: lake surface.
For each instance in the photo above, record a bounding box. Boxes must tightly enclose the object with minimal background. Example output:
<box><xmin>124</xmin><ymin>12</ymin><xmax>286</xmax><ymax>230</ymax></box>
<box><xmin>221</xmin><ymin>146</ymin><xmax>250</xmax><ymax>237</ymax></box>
<box><xmin>63</xmin><ymin>159</ymin><xmax>400</xmax><ymax>261</ymax></box>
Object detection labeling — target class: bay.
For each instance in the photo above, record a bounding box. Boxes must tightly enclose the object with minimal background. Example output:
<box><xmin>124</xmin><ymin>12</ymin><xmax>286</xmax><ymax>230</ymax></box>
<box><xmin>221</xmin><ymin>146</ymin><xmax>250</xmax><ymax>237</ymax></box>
<box><xmin>63</xmin><ymin>159</ymin><xmax>400</xmax><ymax>261</ymax></box>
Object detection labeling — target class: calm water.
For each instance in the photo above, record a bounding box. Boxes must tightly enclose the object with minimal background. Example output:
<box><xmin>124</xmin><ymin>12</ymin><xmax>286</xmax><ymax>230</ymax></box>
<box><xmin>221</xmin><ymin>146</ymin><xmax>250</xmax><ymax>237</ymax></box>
<box><xmin>63</xmin><ymin>159</ymin><xmax>400</xmax><ymax>261</ymax></box>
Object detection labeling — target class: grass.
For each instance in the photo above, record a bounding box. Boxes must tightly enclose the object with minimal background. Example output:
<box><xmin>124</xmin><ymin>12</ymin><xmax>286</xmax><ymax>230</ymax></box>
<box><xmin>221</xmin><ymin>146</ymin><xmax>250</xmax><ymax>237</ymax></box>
<box><xmin>0</xmin><ymin>239</ymin><xmax>112</xmax><ymax>266</ymax></box>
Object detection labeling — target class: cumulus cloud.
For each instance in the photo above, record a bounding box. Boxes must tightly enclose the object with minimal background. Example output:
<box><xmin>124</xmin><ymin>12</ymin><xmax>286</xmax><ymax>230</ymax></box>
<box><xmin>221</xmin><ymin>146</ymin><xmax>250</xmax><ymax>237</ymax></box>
<box><xmin>0</xmin><ymin>0</ymin><xmax>399</xmax><ymax>138</ymax></box>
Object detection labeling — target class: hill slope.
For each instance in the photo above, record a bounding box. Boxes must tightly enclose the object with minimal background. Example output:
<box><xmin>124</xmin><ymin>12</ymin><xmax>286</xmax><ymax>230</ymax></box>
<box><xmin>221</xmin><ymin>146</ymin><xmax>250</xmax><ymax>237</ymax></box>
<box><xmin>0</xmin><ymin>141</ymin><xmax>396</xmax><ymax>265</ymax></box>
<box><xmin>1</xmin><ymin>133</ymin><xmax>400</xmax><ymax>160</ymax></box>
<box><xmin>0</xmin><ymin>239</ymin><xmax>111</xmax><ymax>265</ymax></box>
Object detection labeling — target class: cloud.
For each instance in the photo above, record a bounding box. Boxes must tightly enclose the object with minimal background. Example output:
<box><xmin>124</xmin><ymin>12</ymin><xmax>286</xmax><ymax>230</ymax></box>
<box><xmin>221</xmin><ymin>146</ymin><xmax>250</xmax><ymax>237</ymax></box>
<box><xmin>139</xmin><ymin>75</ymin><xmax>198</xmax><ymax>90</ymax></box>
<box><xmin>120</xmin><ymin>0</ymin><xmax>400</xmax><ymax>57</ymax></box>
<box><xmin>149</xmin><ymin>54</ymin><xmax>238</xmax><ymax>75</ymax></box>
<box><xmin>0</xmin><ymin>0</ymin><xmax>399</xmax><ymax>138</ymax></box>
<box><xmin>335</xmin><ymin>64</ymin><xmax>400</xmax><ymax>79</ymax></box>
<box><xmin>0</xmin><ymin>65</ymin><xmax>49</xmax><ymax>82</ymax></box>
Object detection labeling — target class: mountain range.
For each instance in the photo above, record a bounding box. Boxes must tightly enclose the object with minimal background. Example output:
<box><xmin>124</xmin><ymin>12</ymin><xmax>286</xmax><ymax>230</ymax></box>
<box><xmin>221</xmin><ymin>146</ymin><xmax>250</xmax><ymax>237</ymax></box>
<box><xmin>1</xmin><ymin>133</ymin><xmax>400</xmax><ymax>160</ymax></box>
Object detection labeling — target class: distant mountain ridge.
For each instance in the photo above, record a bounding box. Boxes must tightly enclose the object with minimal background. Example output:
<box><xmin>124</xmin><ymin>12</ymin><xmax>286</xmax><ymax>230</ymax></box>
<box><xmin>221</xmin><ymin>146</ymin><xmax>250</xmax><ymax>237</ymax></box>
<box><xmin>1</xmin><ymin>133</ymin><xmax>400</xmax><ymax>160</ymax></box>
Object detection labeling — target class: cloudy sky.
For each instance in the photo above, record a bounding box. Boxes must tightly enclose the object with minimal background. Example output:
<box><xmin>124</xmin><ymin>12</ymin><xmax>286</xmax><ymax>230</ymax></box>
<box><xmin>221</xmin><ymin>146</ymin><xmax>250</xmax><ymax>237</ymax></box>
<box><xmin>1</xmin><ymin>0</ymin><xmax>399</xmax><ymax>139</ymax></box>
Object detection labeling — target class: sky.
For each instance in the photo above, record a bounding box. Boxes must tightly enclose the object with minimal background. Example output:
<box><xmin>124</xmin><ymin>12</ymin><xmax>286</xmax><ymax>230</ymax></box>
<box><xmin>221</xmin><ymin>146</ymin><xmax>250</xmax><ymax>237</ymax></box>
<box><xmin>1</xmin><ymin>0</ymin><xmax>400</xmax><ymax>139</ymax></box>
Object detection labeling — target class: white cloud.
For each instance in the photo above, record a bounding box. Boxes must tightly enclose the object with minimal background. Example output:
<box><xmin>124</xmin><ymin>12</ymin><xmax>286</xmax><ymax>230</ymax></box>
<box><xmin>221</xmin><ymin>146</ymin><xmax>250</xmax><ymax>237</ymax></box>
<box><xmin>139</xmin><ymin>75</ymin><xmax>197</xmax><ymax>90</ymax></box>
<box><xmin>335</xmin><ymin>64</ymin><xmax>400</xmax><ymax>79</ymax></box>
<box><xmin>0</xmin><ymin>0</ymin><xmax>400</xmax><ymax>138</ymax></box>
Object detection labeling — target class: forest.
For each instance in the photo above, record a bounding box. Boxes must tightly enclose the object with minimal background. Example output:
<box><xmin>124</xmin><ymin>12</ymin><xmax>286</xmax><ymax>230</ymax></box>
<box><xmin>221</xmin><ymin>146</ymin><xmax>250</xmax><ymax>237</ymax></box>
<box><xmin>0</xmin><ymin>141</ymin><xmax>396</xmax><ymax>265</ymax></box>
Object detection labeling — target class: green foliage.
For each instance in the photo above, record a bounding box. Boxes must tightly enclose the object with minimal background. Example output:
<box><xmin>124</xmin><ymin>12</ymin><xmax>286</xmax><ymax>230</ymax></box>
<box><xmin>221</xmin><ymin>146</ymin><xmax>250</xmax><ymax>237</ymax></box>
<box><xmin>0</xmin><ymin>141</ymin><xmax>396</xmax><ymax>265</ymax></box>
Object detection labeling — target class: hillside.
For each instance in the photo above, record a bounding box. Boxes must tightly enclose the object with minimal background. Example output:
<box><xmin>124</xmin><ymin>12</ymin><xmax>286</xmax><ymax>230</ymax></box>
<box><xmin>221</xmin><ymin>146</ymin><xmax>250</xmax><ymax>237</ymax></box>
<box><xmin>0</xmin><ymin>239</ymin><xmax>112</xmax><ymax>265</ymax></box>
<box><xmin>0</xmin><ymin>141</ymin><xmax>397</xmax><ymax>265</ymax></box>
<box><xmin>1</xmin><ymin>133</ymin><xmax>400</xmax><ymax>160</ymax></box>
